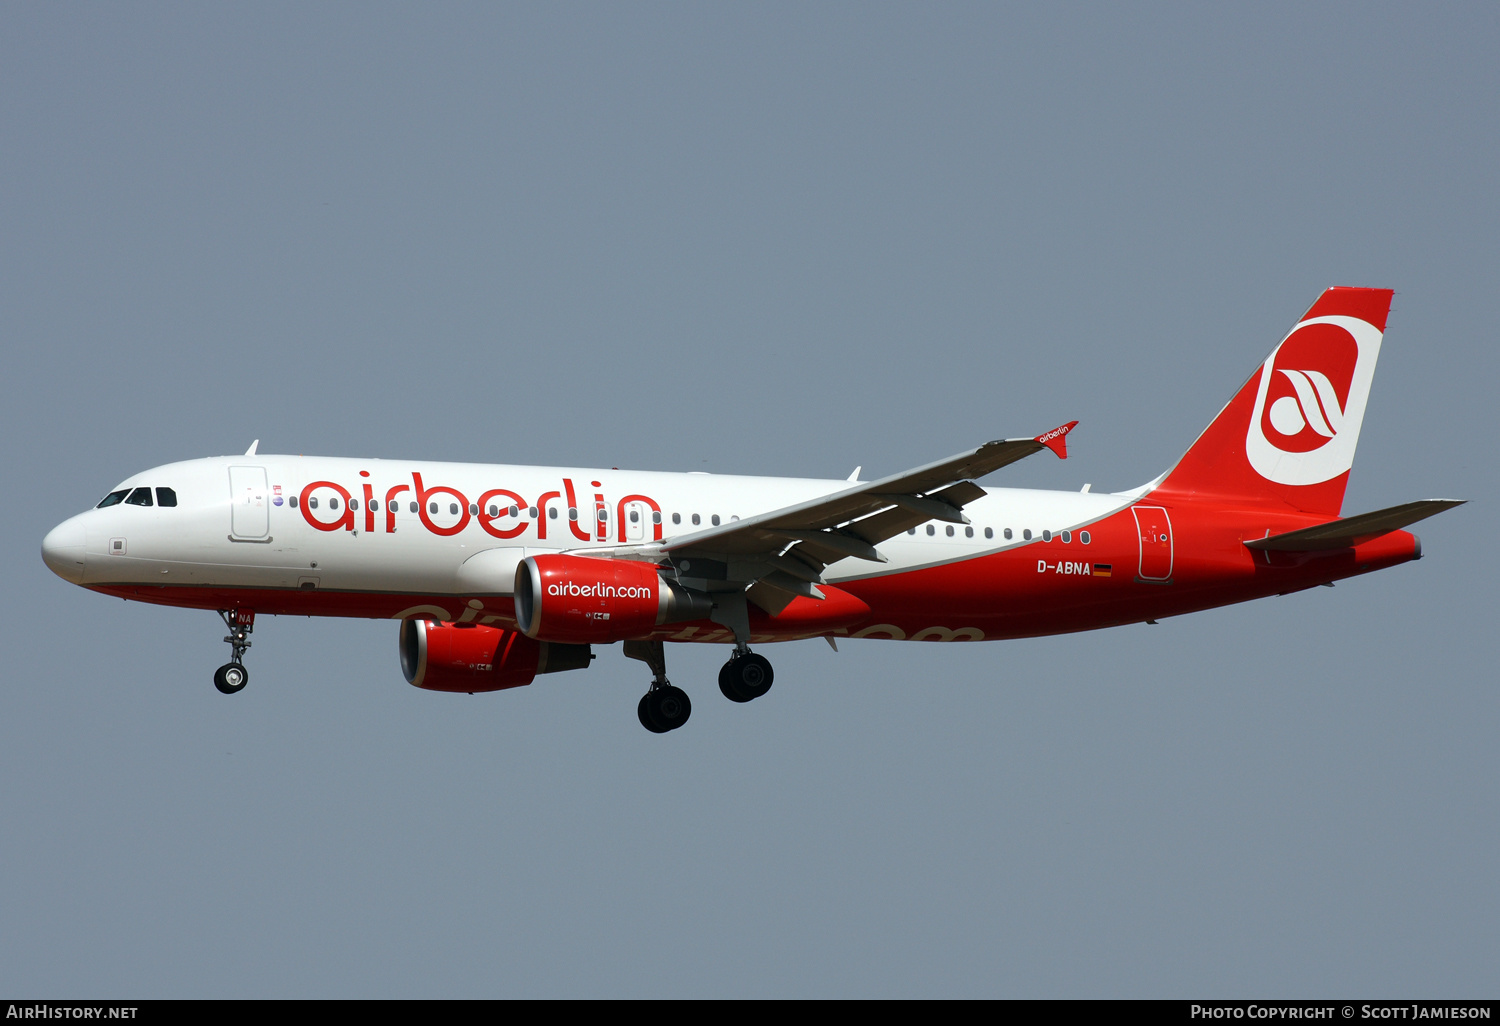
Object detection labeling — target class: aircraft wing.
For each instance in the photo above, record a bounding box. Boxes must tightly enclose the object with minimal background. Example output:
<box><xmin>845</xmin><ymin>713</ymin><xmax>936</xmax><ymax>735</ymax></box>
<box><xmin>598</xmin><ymin>422</ymin><xmax>1076</xmax><ymax>613</ymax></box>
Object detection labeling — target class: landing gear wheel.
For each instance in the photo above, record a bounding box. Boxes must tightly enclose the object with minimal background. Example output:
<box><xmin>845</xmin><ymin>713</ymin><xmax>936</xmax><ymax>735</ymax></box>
<box><xmin>639</xmin><ymin>686</ymin><xmax>691</xmax><ymax>732</ymax></box>
<box><xmin>214</xmin><ymin>663</ymin><xmax>248</xmax><ymax>695</ymax></box>
<box><xmin>638</xmin><ymin>693</ymin><xmax>669</xmax><ymax>733</ymax></box>
<box><xmin>719</xmin><ymin>652</ymin><xmax>773</xmax><ymax>703</ymax></box>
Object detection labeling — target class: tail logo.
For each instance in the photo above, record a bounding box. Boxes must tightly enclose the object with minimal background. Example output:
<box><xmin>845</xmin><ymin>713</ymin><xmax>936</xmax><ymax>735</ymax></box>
<box><xmin>1245</xmin><ymin>315</ymin><xmax>1382</xmax><ymax>486</ymax></box>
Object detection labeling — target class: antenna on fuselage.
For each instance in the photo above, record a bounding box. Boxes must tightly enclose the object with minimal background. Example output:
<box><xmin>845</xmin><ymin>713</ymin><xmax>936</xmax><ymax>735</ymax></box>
<box><xmin>245</xmin><ymin>439</ymin><xmax>259</xmax><ymax>456</ymax></box>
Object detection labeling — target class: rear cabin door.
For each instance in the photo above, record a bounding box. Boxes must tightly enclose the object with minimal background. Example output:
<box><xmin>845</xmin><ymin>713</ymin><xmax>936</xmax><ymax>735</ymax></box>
<box><xmin>1132</xmin><ymin>505</ymin><xmax>1173</xmax><ymax>582</ymax></box>
<box><xmin>229</xmin><ymin>466</ymin><xmax>270</xmax><ymax>539</ymax></box>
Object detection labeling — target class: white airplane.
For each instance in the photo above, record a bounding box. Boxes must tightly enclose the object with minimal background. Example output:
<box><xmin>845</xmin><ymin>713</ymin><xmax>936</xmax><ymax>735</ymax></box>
<box><xmin>41</xmin><ymin>288</ymin><xmax>1461</xmax><ymax>732</ymax></box>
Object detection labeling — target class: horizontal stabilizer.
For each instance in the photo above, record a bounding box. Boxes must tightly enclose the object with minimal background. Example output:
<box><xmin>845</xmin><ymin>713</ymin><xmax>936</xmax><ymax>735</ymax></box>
<box><xmin>1244</xmin><ymin>499</ymin><xmax>1466</xmax><ymax>552</ymax></box>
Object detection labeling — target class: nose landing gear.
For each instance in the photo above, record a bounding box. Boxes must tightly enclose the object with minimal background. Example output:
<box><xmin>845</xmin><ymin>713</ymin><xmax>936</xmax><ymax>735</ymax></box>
<box><xmin>214</xmin><ymin>608</ymin><xmax>254</xmax><ymax>694</ymax></box>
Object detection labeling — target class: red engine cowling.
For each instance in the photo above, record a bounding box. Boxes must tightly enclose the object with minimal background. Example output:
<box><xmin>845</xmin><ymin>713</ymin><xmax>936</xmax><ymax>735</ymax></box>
<box><xmin>516</xmin><ymin>554</ymin><xmax>708</xmax><ymax>644</ymax></box>
<box><xmin>399</xmin><ymin>619</ymin><xmax>591</xmax><ymax>693</ymax></box>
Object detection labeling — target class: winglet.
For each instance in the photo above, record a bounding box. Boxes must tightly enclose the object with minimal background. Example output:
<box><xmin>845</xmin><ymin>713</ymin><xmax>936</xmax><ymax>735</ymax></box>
<box><xmin>245</xmin><ymin>439</ymin><xmax>260</xmax><ymax>456</ymax></box>
<box><xmin>1034</xmin><ymin>422</ymin><xmax>1077</xmax><ymax>459</ymax></box>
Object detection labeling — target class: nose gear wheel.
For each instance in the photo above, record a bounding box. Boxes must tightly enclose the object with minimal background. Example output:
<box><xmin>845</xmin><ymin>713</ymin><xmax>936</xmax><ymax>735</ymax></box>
<box><xmin>214</xmin><ymin>608</ymin><xmax>254</xmax><ymax>695</ymax></box>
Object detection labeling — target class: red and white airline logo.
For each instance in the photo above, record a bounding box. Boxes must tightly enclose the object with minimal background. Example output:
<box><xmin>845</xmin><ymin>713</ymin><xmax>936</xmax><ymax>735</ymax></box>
<box><xmin>1245</xmin><ymin>315</ymin><xmax>1383</xmax><ymax>486</ymax></box>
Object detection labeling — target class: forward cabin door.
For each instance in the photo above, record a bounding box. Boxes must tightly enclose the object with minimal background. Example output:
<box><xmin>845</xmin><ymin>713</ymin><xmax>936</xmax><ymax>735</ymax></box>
<box><xmin>229</xmin><ymin>466</ymin><xmax>270</xmax><ymax>539</ymax></box>
<box><xmin>1132</xmin><ymin>505</ymin><xmax>1173</xmax><ymax>582</ymax></box>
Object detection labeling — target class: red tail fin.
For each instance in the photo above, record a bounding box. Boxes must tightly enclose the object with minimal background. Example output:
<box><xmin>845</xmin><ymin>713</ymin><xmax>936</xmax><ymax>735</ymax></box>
<box><xmin>1149</xmin><ymin>287</ymin><xmax>1393</xmax><ymax>516</ymax></box>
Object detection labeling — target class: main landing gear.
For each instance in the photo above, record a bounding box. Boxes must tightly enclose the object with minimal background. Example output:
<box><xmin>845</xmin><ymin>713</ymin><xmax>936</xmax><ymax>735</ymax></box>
<box><xmin>624</xmin><ymin>640</ymin><xmax>691</xmax><ymax>733</ymax></box>
<box><xmin>719</xmin><ymin>649</ymin><xmax>774</xmax><ymax>703</ymax></box>
<box><xmin>624</xmin><ymin>639</ymin><xmax>776</xmax><ymax>733</ymax></box>
<box><xmin>214</xmin><ymin>608</ymin><xmax>254</xmax><ymax>695</ymax></box>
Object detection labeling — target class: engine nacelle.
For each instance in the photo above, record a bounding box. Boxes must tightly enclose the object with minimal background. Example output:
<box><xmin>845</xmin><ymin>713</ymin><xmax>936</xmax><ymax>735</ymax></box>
<box><xmin>515</xmin><ymin>554</ymin><xmax>712</xmax><ymax>643</ymax></box>
<box><xmin>399</xmin><ymin>619</ymin><xmax>591</xmax><ymax>693</ymax></box>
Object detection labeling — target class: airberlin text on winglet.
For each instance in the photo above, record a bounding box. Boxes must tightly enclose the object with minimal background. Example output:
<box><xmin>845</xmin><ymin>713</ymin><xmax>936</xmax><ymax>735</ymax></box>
<box><xmin>1034</xmin><ymin>421</ymin><xmax>1078</xmax><ymax>459</ymax></box>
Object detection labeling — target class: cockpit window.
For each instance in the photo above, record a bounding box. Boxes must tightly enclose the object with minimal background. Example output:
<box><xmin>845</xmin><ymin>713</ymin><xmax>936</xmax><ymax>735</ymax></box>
<box><xmin>97</xmin><ymin>489</ymin><xmax>130</xmax><ymax>508</ymax></box>
<box><xmin>156</xmin><ymin>487</ymin><xmax>177</xmax><ymax>507</ymax></box>
<box><xmin>125</xmin><ymin>487</ymin><xmax>153</xmax><ymax>507</ymax></box>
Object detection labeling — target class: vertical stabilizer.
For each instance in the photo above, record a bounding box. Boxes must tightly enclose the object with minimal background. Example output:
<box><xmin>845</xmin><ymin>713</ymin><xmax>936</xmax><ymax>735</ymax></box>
<box><xmin>1149</xmin><ymin>287</ymin><xmax>1393</xmax><ymax>516</ymax></box>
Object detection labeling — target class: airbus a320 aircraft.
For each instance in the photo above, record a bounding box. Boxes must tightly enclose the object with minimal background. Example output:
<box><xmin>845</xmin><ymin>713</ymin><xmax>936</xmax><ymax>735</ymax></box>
<box><xmin>42</xmin><ymin>288</ymin><xmax>1461</xmax><ymax>732</ymax></box>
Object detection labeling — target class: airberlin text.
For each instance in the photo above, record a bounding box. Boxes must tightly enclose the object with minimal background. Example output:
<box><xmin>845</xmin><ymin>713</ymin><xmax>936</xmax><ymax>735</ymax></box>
<box><xmin>549</xmin><ymin>581</ymin><xmax>653</xmax><ymax>600</ymax></box>
<box><xmin>296</xmin><ymin>473</ymin><xmax>663</xmax><ymax>544</ymax></box>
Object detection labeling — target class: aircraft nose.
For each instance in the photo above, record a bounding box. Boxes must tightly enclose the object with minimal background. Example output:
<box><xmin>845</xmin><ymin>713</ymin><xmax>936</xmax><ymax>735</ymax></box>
<box><xmin>41</xmin><ymin>517</ymin><xmax>87</xmax><ymax>584</ymax></box>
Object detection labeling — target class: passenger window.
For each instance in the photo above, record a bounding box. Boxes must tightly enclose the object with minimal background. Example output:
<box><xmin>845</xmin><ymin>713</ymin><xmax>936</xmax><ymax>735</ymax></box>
<box><xmin>984</xmin><ymin>527</ymin><xmax>993</xmax><ymax>539</ymax></box>
<box><xmin>410</xmin><ymin>502</ymin><xmax>419</xmax><ymax>513</ymax></box>
<box><xmin>97</xmin><ymin>489</ymin><xmax>129</xmax><ymax>508</ymax></box>
<box><xmin>711</xmin><ymin>514</ymin><xmax>720</xmax><ymax>526</ymax></box>
<box><xmin>568</xmin><ymin>507</ymin><xmax>578</xmax><ymax>521</ymax></box>
<box><xmin>429</xmin><ymin>502</ymin><xmax>438</xmax><ymax>514</ymax></box>
<box><xmin>630</xmin><ymin>510</ymin><xmax>640</xmax><ymax>523</ymax></box>
<box><xmin>549</xmin><ymin>507</ymin><xmax>558</xmax><ymax>520</ymax></box>
<box><xmin>1061</xmin><ymin>530</ymin><xmax>1071</xmax><ymax>543</ymax></box>
<box><xmin>350</xmin><ymin>499</ymin><xmax>359</xmax><ymax>511</ymax></box>
<box><xmin>449</xmin><ymin>503</ymin><xmax>460</xmax><ymax>515</ymax></box>
<box><xmin>673</xmin><ymin>513</ymin><xmax>681</xmax><ymax>525</ymax></box>
<box><xmin>908</xmin><ymin>527</ymin><xmax>916</xmax><ymax>535</ymax></box>
<box><xmin>1081</xmin><ymin>531</ymin><xmax>1091</xmax><ymax>545</ymax></box>
<box><xmin>125</xmin><ymin>487</ymin><xmax>153</xmax><ymax>506</ymax></box>
<box><xmin>1042</xmin><ymin>530</ymin><xmax>1052</xmax><ymax>542</ymax></box>
<box><xmin>310</xmin><ymin>497</ymin><xmax>319</xmax><ymax>509</ymax></box>
<box><xmin>488</xmin><ymin>505</ymin><xmax>498</xmax><ymax>517</ymax></box>
<box><xmin>965</xmin><ymin>526</ymin><xmax>974</xmax><ymax>538</ymax></box>
<box><xmin>692</xmin><ymin>514</ymin><xmax>701</xmax><ymax>525</ymax></box>
<box><xmin>652</xmin><ymin>511</ymin><xmax>661</xmax><ymax>524</ymax></box>
<box><xmin>1023</xmin><ymin>529</ymin><xmax>1032</xmax><ymax>540</ymax></box>
<box><xmin>528</xmin><ymin>507</ymin><xmax>538</xmax><ymax>518</ymax></box>
<box><xmin>509</xmin><ymin>506</ymin><xmax>519</xmax><ymax>517</ymax></box>
<box><xmin>329</xmin><ymin>497</ymin><xmax>339</xmax><ymax>510</ymax></box>
<box><xmin>289</xmin><ymin>496</ymin><xmax>298</xmax><ymax>509</ymax></box>
<box><xmin>1004</xmin><ymin>528</ymin><xmax>1013</xmax><ymax>540</ymax></box>
<box><xmin>598</xmin><ymin>508</ymin><xmax>608</xmax><ymax>522</ymax></box>
<box><xmin>926</xmin><ymin>525</ymin><xmax>935</xmax><ymax>536</ymax></box>
<box><xmin>155</xmin><ymin>487</ymin><xmax>177</xmax><ymax>507</ymax></box>
<box><xmin>469</xmin><ymin>504</ymin><xmax>478</xmax><ymax>516</ymax></box>
<box><xmin>945</xmin><ymin>525</ymin><xmax>954</xmax><ymax>537</ymax></box>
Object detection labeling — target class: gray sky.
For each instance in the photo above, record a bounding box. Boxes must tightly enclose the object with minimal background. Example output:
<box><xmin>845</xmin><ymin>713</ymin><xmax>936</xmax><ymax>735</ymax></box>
<box><xmin>2</xmin><ymin>3</ymin><xmax>1495</xmax><ymax>998</ymax></box>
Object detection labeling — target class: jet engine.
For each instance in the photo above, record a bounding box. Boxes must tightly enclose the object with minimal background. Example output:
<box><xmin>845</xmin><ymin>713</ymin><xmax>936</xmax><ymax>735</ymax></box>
<box><xmin>514</xmin><ymin>554</ymin><xmax>713</xmax><ymax>644</ymax></box>
<box><xmin>399</xmin><ymin>619</ymin><xmax>591</xmax><ymax>692</ymax></box>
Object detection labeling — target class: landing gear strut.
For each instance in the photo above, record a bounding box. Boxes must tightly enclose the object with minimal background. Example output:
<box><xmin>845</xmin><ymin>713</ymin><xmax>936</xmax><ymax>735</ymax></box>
<box><xmin>624</xmin><ymin>640</ymin><xmax>691</xmax><ymax>733</ymax></box>
<box><xmin>214</xmin><ymin>608</ymin><xmax>254</xmax><ymax>695</ymax></box>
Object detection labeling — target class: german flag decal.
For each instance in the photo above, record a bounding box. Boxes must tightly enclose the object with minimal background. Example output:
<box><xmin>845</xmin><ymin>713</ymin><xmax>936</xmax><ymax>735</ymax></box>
<box><xmin>1091</xmin><ymin>564</ymin><xmax>1113</xmax><ymax>577</ymax></box>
